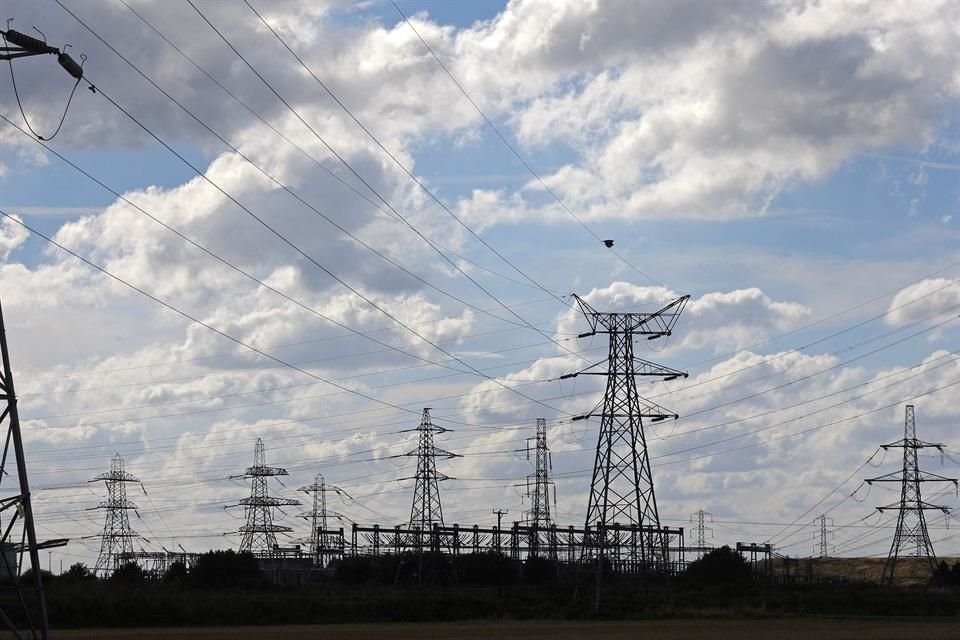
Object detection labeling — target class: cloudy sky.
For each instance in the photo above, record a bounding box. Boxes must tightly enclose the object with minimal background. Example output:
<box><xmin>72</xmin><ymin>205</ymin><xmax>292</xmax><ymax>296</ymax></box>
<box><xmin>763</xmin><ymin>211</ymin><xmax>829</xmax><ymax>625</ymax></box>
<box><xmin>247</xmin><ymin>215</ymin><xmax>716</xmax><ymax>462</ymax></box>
<box><xmin>2</xmin><ymin>0</ymin><xmax>960</xmax><ymax>570</ymax></box>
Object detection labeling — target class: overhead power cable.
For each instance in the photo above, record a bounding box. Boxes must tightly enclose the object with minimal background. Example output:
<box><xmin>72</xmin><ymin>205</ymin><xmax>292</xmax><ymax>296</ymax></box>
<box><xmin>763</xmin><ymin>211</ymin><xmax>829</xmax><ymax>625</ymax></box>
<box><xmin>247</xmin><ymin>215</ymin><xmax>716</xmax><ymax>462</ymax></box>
<box><xmin>54</xmin><ymin>1</ymin><xmax>577</xmax><ymax>414</ymax></box>
<box><xmin>173</xmin><ymin>0</ymin><xmax>588</xmax><ymax>368</ymax></box>
<box><xmin>115</xmin><ymin>0</ymin><xmax>560</xmax><ymax>298</ymax></box>
<box><xmin>390</xmin><ymin>1</ymin><xmax>665</xmax><ymax>288</ymax></box>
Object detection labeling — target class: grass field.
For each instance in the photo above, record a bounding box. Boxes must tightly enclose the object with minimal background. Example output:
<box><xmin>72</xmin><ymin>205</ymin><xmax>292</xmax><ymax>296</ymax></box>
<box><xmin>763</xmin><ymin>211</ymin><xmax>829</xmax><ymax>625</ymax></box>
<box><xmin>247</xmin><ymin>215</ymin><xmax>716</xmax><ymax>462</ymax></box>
<box><xmin>45</xmin><ymin>619</ymin><xmax>960</xmax><ymax>640</ymax></box>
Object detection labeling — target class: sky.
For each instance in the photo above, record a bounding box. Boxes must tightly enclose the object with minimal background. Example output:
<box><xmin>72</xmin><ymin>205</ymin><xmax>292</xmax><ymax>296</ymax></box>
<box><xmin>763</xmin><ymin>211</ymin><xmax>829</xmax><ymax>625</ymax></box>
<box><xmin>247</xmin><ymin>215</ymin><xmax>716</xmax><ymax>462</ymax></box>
<box><xmin>1</xmin><ymin>0</ymin><xmax>960</xmax><ymax>571</ymax></box>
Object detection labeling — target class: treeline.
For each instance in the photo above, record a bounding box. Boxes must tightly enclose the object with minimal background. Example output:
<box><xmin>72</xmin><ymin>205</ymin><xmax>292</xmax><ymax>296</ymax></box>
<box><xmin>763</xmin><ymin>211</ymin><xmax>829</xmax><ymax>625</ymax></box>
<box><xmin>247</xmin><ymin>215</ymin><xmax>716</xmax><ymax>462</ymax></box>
<box><xmin>19</xmin><ymin>547</ymin><xmax>960</xmax><ymax>628</ymax></box>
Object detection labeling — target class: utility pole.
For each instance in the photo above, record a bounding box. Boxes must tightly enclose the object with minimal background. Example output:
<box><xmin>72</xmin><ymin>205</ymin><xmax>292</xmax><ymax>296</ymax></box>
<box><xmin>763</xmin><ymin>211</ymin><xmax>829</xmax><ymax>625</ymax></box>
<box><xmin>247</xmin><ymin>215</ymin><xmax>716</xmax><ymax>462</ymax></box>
<box><xmin>690</xmin><ymin>510</ymin><xmax>713</xmax><ymax>558</ymax></box>
<box><xmin>232</xmin><ymin>438</ymin><xmax>299</xmax><ymax>555</ymax></box>
<box><xmin>866</xmin><ymin>405</ymin><xmax>957</xmax><ymax>583</ymax></box>
<box><xmin>564</xmin><ymin>293</ymin><xmax>688</xmax><ymax>610</ymax></box>
<box><xmin>493</xmin><ymin>508</ymin><xmax>508</xmax><ymax>596</ymax></box>
<box><xmin>90</xmin><ymin>454</ymin><xmax>141</xmax><ymax>576</ymax></box>
<box><xmin>299</xmin><ymin>473</ymin><xmax>345</xmax><ymax>567</ymax></box>
<box><xmin>814</xmin><ymin>515</ymin><xmax>833</xmax><ymax>558</ymax></box>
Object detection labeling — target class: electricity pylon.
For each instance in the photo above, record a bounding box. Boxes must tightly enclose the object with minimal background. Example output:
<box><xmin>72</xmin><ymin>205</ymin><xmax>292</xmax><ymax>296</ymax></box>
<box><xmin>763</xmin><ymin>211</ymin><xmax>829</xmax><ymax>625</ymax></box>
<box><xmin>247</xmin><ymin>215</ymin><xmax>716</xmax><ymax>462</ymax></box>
<box><xmin>814</xmin><ymin>515</ymin><xmax>834</xmax><ymax>558</ymax></box>
<box><xmin>0</xmin><ymin>300</ymin><xmax>63</xmax><ymax>639</ymax></box>
<box><xmin>523</xmin><ymin>418</ymin><xmax>555</xmax><ymax>529</ymax></box>
<box><xmin>564</xmin><ymin>294</ymin><xmax>688</xmax><ymax>574</ymax></box>
<box><xmin>233</xmin><ymin>438</ymin><xmax>299</xmax><ymax>554</ymax></box>
<box><xmin>90</xmin><ymin>454</ymin><xmax>142</xmax><ymax>576</ymax></box>
<box><xmin>866</xmin><ymin>405</ymin><xmax>957</xmax><ymax>583</ymax></box>
<box><xmin>401</xmin><ymin>408</ymin><xmax>457</xmax><ymax>530</ymax></box>
<box><xmin>299</xmin><ymin>473</ymin><xmax>346</xmax><ymax>567</ymax></box>
<box><xmin>690</xmin><ymin>509</ymin><xmax>713</xmax><ymax>558</ymax></box>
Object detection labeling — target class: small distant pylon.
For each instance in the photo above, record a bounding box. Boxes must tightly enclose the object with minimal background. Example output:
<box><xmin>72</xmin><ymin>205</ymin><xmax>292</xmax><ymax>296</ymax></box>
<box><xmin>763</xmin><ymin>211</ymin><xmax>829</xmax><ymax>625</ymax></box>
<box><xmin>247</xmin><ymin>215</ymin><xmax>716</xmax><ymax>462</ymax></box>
<box><xmin>299</xmin><ymin>473</ymin><xmax>346</xmax><ymax>567</ymax></box>
<box><xmin>90</xmin><ymin>454</ymin><xmax>142</xmax><ymax>576</ymax></box>
<box><xmin>690</xmin><ymin>509</ymin><xmax>713</xmax><ymax>558</ymax></box>
<box><xmin>814</xmin><ymin>515</ymin><xmax>834</xmax><ymax>558</ymax></box>
<box><xmin>233</xmin><ymin>438</ymin><xmax>300</xmax><ymax>555</ymax></box>
<box><xmin>524</xmin><ymin>418</ymin><xmax>556</xmax><ymax>528</ymax></box>
<box><xmin>401</xmin><ymin>408</ymin><xmax>458</xmax><ymax>530</ymax></box>
<box><xmin>866</xmin><ymin>405</ymin><xmax>957</xmax><ymax>583</ymax></box>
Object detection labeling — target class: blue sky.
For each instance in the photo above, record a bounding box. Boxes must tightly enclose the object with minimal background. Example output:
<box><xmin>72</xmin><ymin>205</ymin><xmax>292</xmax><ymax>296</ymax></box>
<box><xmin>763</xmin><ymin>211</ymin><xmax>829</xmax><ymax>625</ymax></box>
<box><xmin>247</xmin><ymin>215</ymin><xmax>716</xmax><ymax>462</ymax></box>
<box><xmin>2</xmin><ymin>0</ymin><xmax>960</xmax><ymax>572</ymax></box>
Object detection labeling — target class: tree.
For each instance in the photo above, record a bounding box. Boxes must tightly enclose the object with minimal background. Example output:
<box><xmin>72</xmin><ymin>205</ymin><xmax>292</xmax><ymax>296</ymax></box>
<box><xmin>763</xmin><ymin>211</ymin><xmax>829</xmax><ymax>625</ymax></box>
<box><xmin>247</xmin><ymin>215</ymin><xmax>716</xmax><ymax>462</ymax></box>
<box><xmin>109</xmin><ymin>562</ymin><xmax>144</xmax><ymax>584</ymax></box>
<box><xmin>191</xmin><ymin>550</ymin><xmax>260</xmax><ymax>588</ymax></box>
<box><xmin>682</xmin><ymin>545</ymin><xmax>752</xmax><ymax>586</ymax></box>
<box><xmin>63</xmin><ymin>562</ymin><xmax>94</xmax><ymax>582</ymax></box>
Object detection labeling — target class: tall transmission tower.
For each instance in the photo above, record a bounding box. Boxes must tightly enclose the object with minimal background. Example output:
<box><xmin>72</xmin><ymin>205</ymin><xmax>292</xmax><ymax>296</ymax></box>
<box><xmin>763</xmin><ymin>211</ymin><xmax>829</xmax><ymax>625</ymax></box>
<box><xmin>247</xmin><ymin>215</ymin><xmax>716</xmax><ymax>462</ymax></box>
<box><xmin>523</xmin><ymin>418</ymin><xmax>556</xmax><ymax>528</ymax></box>
<box><xmin>299</xmin><ymin>473</ymin><xmax>346</xmax><ymax>567</ymax></box>
<box><xmin>690</xmin><ymin>509</ymin><xmax>713</xmax><ymax>558</ymax></box>
<box><xmin>564</xmin><ymin>294</ymin><xmax>689</xmax><ymax>572</ymax></box>
<box><xmin>90</xmin><ymin>454</ymin><xmax>142</xmax><ymax>576</ymax></box>
<box><xmin>401</xmin><ymin>408</ymin><xmax>458</xmax><ymax>530</ymax></box>
<box><xmin>814</xmin><ymin>515</ymin><xmax>833</xmax><ymax>558</ymax></box>
<box><xmin>0</xmin><ymin>300</ymin><xmax>63</xmax><ymax>639</ymax></box>
<box><xmin>866</xmin><ymin>405</ymin><xmax>957</xmax><ymax>583</ymax></box>
<box><xmin>233</xmin><ymin>438</ymin><xmax>299</xmax><ymax>555</ymax></box>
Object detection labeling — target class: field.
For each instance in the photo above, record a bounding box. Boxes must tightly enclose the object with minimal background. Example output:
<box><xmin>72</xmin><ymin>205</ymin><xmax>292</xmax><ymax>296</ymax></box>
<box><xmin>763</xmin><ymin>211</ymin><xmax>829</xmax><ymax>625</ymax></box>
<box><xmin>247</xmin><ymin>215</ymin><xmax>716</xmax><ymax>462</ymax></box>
<box><xmin>44</xmin><ymin>619</ymin><xmax>960</xmax><ymax>639</ymax></box>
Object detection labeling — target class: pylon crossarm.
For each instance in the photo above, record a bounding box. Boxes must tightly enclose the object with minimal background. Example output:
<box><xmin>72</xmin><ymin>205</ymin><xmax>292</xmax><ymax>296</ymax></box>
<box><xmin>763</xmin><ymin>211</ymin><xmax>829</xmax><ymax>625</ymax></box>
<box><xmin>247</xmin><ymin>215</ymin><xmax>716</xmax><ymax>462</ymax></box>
<box><xmin>634</xmin><ymin>295</ymin><xmax>690</xmax><ymax>336</ymax></box>
<box><xmin>559</xmin><ymin>359</ymin><xmax>607</xmax><ymax>379</ymax></box>
<box><xmin>243</xmin><ymin>465</ymin><xmax>289</xmax><ymax>476</ymax></box>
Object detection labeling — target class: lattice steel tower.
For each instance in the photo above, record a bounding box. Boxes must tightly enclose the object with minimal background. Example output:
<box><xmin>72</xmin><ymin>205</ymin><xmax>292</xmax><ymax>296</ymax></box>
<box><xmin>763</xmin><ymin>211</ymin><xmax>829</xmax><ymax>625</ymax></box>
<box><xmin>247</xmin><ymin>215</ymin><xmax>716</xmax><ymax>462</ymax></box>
<box><xmin>564</xmin><ymin>294</ymin><xmax>689</xmax><ymax>571</ymax></box>
<box><xmin>690</xmin><ymin>509</ymin><xmax>713</xmax><ymax>558</ymax></box>
<box><xmin>402</xmin><ymin>408</ymin><xmax>457</xmax><ymax>529</ymax></box>
<box><xmin>524</xmin><ymin>418</ymin><xmax>555</xmax><ymax>528</ymax></box>
<box><xmin>866</xmin><ymin>405</ymin><xmax>957</xmax><ymax>583</ymax></box>
<box><xmin>0</xmin><ymin>300</ymin><xmax>61</xmax><ymax>639</ymax></box>
<box><xmin>814</xmin><ymin>515</ymin><xmax>834</xmax><ymax>558</ymax></box>
<box><xmin>90</xmin><ymin>454</ymin><xmax>141</xmax><ymax>576</ymax></box>
<box><xmin>234</xmin><ymin>438</ymin><xmax>299</xmax><ymax>554</ymax></box>
<box><xmin>299</xmin><ymin>473</ymin><xmax>345</xmax><ymax>566</ymax></box>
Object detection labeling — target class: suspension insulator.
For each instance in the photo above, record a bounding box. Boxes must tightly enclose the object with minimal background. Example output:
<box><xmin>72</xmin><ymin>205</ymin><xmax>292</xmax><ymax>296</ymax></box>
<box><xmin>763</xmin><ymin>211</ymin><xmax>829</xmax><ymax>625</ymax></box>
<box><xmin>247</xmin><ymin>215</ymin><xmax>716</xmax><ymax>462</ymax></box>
<box><xmin>3</xmin><ymin>29</ymin><xmax>57</xmax><ymax>54</ymax></box>
<box><xmin>57</xmin><ymin>53</ymin><xmax>83</xmax><ymax>79</ymax></box>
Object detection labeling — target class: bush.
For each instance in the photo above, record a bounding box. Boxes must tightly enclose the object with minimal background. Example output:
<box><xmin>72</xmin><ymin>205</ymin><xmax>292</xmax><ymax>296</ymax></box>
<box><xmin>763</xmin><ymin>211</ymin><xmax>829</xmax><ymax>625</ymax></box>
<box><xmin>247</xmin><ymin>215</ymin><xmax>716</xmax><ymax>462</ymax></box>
<box><xmin>191</xmin><ymin>549</ymin><xmax>260</xmax><ymax>588</ymax></box>
<box><xmin>681</xmin><ymin>545</ymin><xmax>752</xmax><ymax>586</ymax></box>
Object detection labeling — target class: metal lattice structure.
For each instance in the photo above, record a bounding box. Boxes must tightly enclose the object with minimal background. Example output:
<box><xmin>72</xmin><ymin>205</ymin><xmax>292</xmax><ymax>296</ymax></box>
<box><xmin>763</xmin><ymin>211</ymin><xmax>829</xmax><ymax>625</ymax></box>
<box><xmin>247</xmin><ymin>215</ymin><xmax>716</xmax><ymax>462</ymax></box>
<box><xmin>90</xmin><ymin>454</ymin><xmax>142</xmax><ymax>576</ymax></box>
<box><xmin>402</xmin><ymin>409</ymin><xmax>457</xmax><ymax>531</ymax></box>
<box><xmin>299</xmin><ymin>473</ymin><xmax>346</xmax><ymax>567</ymax></box>
<box><xmin>866</xmin><ymin>405</ymin><xmax>957</xmax><ymax>583</ymax></box>
<box><xmin>565</xmin><ymin>294</ymin><xmax>688</xmax><ymax>574</ymax></box>
<box><xmin>690</xmin><ymin>509</ymin><xmax>713</xmax><ymax>558</ymax></box>
<box><xmin>814</xmin><ymin>515</ymin><xmax>834</xmax><ymax>558</ymax></box>
<box><xmin>234</xmin><ymin>438</ymin><xmax>299</xmax><ymax>555</ymax></box>
<box><xmin>523</xmin><ymin>418</ymin><xmax>555</xmax><ymax>530</ymax></box>
<box><xmin>0</xmin><ymin>301</ymin><xmax>63</xmax><ymax>639</ymax></box>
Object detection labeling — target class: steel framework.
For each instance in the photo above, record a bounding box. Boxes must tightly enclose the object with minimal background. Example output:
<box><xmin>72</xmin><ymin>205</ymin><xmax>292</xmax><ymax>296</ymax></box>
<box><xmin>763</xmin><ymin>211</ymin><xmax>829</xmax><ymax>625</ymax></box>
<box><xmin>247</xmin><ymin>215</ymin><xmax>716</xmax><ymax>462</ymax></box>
<box><xmin>234</xmin><ymin>438</ymin><xmax>299</xmax><ymax>554</ymax></box>
<box><xmin>866</xmin><ymin>405</ymin><xmax>957</xmax><ymax>583</ymax></box>
<box><xmin>523</xmin><ymin>418</ymin><xmax>555</xmax><ymax>532</ymax></box>
<box><xmin>814</xmin><ymin>515</ymin><xmax>834</xmax><ymax>558</ymax></box>
<box><xmin>90</xmin><ymin>454</ymin><xmax>141</xmax><ymax>576</ymax></box>
<box><xmin>564</xmin><ymin>294</ymin><xmax>688</xmax><ymax>574</ymax></box>
<box><xmin>0</xmin><ymin>301</ymin><xmax>64</xmax><ymax>639</ymax></box>
<box><xmin>299</xmin><ymin>473</ymin><xmax>346</xmax><ymax>567</ymax></box>
<box><xmin>401</xmin><ymin>409</ymin><xmax>457</xmax><ymax>531</ymax></box>
<box><xmin>689</xmin><ymin>509</ymin><xmax>713</xmax><ymax>558</ymax></box>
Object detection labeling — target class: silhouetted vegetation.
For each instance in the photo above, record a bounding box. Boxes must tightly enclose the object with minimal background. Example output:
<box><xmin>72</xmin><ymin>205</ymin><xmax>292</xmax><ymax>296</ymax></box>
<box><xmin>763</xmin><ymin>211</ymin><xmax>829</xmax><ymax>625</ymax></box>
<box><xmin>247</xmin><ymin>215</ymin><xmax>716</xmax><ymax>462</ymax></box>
<box><xmin>681</xmin><ymin>546</ymin><xmax>751</xmax><ymax>586</ymax></box>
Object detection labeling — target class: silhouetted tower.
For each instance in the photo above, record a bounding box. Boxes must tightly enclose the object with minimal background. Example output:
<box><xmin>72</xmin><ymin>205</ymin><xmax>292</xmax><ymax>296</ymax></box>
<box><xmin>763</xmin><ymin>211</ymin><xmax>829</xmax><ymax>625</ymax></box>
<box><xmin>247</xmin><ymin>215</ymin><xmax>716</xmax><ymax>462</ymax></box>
<box><xmin>866</xmin><ymin>405</ymin><xmax>957</xmax><ymax>583</ymax></box>
<box><xmin>299</xmin><ymin>473</ymin><xmax>345</xmax><ymax>566</ymax></box>
<box><xmin>90</xmin><ymin>454</ymin><xmax>141</xmax><ymax>576</ymax></box>
<box><xmin>814</xmin><ymin>515</ymin><xmax>833</xmax><ymax>558</ymax></box>
<box><xmin>234</xmin><ymin>438</ymin><xmax>299</xmax><ymax>554</ymax></box>
<box><xmin>524</xmin><ymin>418</ymin><xmax>556</xmax><ymax>528</ymax></box>
<box><xmin>402</xmin><ymin>408</ymin><xmax>457</xmax><ymax>530</ymax></box>
<box><xmin>0</xmin><ymin>300</ymin><xmax>60</xmax><ymax>639</ymax></box>
<box><xmin>690</xmin><ymin>509</ymin><xmax>713</xmax><ymax>557</ymax></box>
<box><xmin>564</xmin><ymin>294</ymin><xmax>689</xmax><ymax>572</ymax></box>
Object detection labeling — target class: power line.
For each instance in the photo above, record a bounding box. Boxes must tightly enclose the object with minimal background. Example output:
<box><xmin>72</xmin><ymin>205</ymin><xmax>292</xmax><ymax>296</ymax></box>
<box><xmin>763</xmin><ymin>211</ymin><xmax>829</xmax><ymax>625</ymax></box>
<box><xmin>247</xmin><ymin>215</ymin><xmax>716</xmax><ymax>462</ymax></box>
<box><xmin>390</xmin><ymin>1</ymin><xmax>666</xmax><ymax>288</ymax></box>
